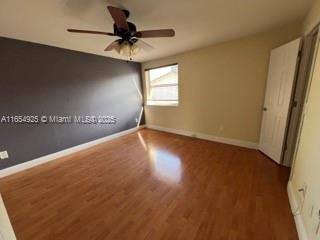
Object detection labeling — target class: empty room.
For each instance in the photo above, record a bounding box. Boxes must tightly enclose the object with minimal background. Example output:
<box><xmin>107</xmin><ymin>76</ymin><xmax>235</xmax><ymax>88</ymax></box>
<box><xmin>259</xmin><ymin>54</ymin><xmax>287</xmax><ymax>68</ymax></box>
<box><xmin>1</xmin><ymin>0</ymin><xmax>320</xmax><ymax>239</ymax></box>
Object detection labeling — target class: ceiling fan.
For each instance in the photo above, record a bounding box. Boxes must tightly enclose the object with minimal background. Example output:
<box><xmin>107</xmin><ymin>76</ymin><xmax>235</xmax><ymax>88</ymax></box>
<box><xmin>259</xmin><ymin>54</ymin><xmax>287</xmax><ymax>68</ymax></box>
<box><xmin>67</xmin><ymin>6</ymin><xmax>175</xmax><ymax>59</ymax></box>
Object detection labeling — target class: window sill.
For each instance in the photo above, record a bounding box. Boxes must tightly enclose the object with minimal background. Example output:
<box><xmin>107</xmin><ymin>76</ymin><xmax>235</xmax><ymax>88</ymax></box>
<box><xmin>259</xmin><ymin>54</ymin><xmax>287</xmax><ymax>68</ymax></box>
<box><xmin>146</xmin><ymin>101</ymin><xmax>179</xmax><ymax>107</ymax></box>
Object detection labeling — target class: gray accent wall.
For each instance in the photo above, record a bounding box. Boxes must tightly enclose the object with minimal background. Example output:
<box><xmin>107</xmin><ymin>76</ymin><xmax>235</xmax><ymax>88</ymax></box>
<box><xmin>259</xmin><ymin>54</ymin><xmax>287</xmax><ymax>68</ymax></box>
<box><xmin>0</xmin><ymin>37</ymin><xmax>144</xmax><ymax>170</ymax></box>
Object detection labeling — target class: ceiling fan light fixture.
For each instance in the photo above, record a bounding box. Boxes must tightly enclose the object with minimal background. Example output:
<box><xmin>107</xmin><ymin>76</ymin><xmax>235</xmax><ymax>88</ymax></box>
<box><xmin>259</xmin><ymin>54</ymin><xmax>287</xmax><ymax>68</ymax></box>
<box><xmin>117</xmin><ymin>41</ymin><xmax>140</xmax><ymax>58</ymax></box>
<box><xmin>131</xmin><ymin>44</ymin><xmax>140</xmax><ymax>55</ymax></box>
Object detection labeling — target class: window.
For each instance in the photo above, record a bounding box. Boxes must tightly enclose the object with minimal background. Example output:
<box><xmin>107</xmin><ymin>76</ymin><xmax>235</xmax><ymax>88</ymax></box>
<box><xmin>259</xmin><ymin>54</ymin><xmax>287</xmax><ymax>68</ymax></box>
<box><xmin>145</xmin><ymin>64</ymin><xmax>179</xmax><ymax>106</ymax></box>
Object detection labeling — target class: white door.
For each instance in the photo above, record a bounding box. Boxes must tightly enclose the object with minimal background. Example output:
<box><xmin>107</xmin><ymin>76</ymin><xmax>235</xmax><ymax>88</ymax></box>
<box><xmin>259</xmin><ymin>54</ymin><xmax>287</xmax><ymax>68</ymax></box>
<box><xmin>259</xmin><ymin>38</ymin><xmax>301</xmax><ymax>164</ymax></box>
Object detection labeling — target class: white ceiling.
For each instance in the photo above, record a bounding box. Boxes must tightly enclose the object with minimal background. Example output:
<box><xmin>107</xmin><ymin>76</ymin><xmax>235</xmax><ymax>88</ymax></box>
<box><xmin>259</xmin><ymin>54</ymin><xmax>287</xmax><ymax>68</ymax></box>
<box><xmin>0</xmin><ymin>0</ymin><xmax>313</xmax><ymax>62</ymax></box>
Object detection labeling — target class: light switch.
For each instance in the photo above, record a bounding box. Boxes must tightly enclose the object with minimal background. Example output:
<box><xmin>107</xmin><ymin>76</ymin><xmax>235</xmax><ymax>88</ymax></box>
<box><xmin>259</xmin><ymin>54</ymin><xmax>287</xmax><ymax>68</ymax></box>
<box><xmin>0</xmin><ymin>151</ymin><xmax>9</xmax><ymax>160</ymax></box>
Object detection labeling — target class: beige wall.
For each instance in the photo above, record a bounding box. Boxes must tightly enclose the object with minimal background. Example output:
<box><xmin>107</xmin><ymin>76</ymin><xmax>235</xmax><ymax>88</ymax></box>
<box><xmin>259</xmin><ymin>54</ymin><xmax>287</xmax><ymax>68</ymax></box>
<box><xmin>302</xmin><ymin>0</ymin><xmax>320</xmax><ymax>34</ymax></box>
<box><xmin>291</xmin><ymin>40</ymin><xmax>320</xmax><ymax>240</ymax></box>
<box><xmin>142</xmin><ymin>23</ymin><xmax>301</xmax><ymax>144</ymax></box>
<box><xmin>291</xmin><ymin>0</ymin><xmax>320</xmax><ymax>239</ymax></box>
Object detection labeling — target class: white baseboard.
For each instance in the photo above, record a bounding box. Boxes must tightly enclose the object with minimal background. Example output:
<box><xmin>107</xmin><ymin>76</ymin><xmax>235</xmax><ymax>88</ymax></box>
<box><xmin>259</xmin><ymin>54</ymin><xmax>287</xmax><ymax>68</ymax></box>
<box><xmin>0</xmin><ymin>126</ymin><xmax>145</xmax><ymax>178</ymax></box>
<box><xmin>146</xmin><ymin>125</ymin><xmax>259</xmax><ymax>149</ymax></box>
<box><xmin>287</xmin><ymin>181</ymin><xmax>309</xmax><ymax>240</ymax></box>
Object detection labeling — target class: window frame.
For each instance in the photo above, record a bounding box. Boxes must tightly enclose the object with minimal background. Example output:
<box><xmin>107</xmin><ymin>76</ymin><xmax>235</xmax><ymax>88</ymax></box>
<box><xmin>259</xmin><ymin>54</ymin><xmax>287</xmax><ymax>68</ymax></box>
<box><xmin>145</xmin><ymin>63</ymin><xmax>179</xmax><ymax>106</ymax></box>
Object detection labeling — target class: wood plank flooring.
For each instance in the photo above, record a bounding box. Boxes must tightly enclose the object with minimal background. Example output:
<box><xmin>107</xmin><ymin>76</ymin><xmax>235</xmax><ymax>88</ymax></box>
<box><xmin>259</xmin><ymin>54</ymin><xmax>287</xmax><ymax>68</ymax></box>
<box><xmin>0</xmin><ymin>129</ymin><xmax>297</xmax><ymax>240</ymax></box>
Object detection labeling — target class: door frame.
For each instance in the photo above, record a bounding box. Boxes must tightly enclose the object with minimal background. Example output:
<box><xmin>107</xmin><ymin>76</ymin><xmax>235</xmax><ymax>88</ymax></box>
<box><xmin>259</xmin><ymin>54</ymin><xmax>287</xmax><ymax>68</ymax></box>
<box><xmin>289</xmin><ymin>25</ymin><xmax>320</xmax><ymax>179</ymax></box>
<box><xmin>282</xmin><ymin>29</ymin><xmax>319</xmax><ymax>166</ymax></box>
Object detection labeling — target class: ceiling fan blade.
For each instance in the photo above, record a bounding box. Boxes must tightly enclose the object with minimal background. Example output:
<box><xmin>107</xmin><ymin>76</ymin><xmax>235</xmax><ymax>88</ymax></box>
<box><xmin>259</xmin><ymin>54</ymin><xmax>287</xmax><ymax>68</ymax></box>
<box><xmin>67</xmin><ymin>29</ymin><xmax>115</xmax><ymax>36</ymax></box>
<box><xmin>107</xmin><ymin>6</ymin><xmax>129</xmax><ymax>32</ymax></box>
<box><xmin>104</xmin><ymin>41</ymin><xmax>119</xmax><ymax>51</ymax></box>
<box><xmin>135</xmin><ymin>29</ymin><xmax>175</xmax><ymax>38</ymax></box>
<box><xmin>135</xmin><ymin>39</ymin><xmax>154</xmax><ymax>51</ymax></box>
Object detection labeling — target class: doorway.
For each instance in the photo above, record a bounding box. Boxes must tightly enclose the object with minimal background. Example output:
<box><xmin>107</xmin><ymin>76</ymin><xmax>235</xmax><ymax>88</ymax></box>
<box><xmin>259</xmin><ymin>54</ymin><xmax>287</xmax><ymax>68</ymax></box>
<box><xmin>260</xmin><ymin>28</ymin><xmax>319</xmax><ymax>166</ymax></box>
<box><xmin>283</xmin><ymin>28</ymin><xmax>319</xmax><ymax>167</ymax></box>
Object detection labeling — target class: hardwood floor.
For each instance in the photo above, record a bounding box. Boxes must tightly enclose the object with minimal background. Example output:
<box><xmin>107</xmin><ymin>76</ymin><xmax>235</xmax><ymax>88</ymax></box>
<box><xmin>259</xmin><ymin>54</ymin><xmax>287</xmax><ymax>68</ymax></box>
<box><xmin>0</xmin><ymin>129</ymin><xmax>297</xmax><ymax>240</ymax></box>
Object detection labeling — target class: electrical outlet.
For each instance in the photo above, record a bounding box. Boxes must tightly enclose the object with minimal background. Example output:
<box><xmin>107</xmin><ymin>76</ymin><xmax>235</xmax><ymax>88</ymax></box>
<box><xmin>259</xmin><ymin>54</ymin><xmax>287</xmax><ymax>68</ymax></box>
<box><xmin>0</xmin><ymin>151</ymin><xmax>9</xmax><ymax>160</ymax></box>
<box><xmin>310</xmin><ymin>205</ymin><xmax>314</xmax><ymax>217</ymax></box>
<box><xmin>298</xmin><ymin>183</ymin><xmax>307</xmax><ymax>198</ymax></box>
<box><xmin>316</xmin><ymin>209</ymin><xmax>320</xmax><ymax>235</ymax></box>
<box><xmin>312</xmin><ymin>207</ymin><xmax>320</xmax><ymax>235</ymax></box>
<box><xmin>309</xmin><ymin>203</ymin><xmax>320</xmax><ymax>235</ymax></box>
<box><xmin>135</xmin><ymin>118</ymin><xmax>138</xmax><ymax>123</ymax></box>
<box><xmin>292</xmin><ymin>183</ymin><xmax>308</xmax><ymax>215</ymax></box>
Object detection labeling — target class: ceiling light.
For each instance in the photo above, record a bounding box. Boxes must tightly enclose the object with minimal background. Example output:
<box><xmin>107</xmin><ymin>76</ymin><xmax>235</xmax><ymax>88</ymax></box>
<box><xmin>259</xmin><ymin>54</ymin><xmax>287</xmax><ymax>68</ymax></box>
<box><xmin>117</xmin><ymin>41</ymin><xmax>140</xmax><ymax>58</ymax></box>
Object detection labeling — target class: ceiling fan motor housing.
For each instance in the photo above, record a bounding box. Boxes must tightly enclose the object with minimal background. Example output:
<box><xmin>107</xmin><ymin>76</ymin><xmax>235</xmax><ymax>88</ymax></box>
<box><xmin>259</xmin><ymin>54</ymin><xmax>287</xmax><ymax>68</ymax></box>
<box><xmin>113</xmin><ymin>22</ymin><xmax>137</xmax><ymax>41</ymax></box>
